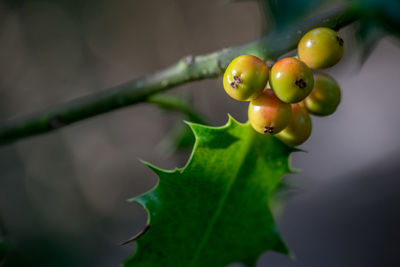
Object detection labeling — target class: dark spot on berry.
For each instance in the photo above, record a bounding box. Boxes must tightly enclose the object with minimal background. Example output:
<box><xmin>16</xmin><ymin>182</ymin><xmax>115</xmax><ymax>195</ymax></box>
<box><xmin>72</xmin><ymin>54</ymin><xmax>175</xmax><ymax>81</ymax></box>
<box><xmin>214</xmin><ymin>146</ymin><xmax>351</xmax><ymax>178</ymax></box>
<box><xmin>263</xmin><ymin>126</ymin><xmax>274</xmax><ymax>134</ymax></box>
<box><xmin>230</xmin><ymin>75</ymin><xmax>242</xmax><ymax>89</ymax></box>
<box><xmin>337</xmin><ymin>36</ymin><xmax>344</xmax><ymax>46</ymax></box>
<box><xmin>295</xmin><ymin>78</ymin><xmax>307</xmax><ymax>89</ymax></box>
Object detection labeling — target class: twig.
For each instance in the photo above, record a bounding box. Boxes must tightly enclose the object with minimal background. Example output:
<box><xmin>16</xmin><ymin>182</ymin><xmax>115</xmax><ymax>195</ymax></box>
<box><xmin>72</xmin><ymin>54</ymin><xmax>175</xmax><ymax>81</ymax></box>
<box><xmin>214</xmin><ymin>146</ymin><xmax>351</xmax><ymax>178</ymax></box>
<box><xmin>0</xmin><ymin>4</ymin><xmax>357</xmax><ymax>146</ymax></box>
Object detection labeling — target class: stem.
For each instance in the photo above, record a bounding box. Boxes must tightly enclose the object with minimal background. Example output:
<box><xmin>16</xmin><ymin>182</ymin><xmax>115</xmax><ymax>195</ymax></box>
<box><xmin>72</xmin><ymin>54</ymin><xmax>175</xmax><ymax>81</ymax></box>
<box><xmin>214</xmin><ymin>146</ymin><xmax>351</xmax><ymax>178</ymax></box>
<box><xmin>0</xmin><ymin>4</ymin><xmax>358</xmax><ymax>146</ymax></box>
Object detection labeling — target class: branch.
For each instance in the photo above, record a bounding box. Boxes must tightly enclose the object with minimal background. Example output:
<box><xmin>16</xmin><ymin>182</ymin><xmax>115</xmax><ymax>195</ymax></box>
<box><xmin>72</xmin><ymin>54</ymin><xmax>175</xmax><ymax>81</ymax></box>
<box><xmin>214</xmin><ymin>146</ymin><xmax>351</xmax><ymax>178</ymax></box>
<box><xmin>0</xmin><ymin>4</ymin><xmax>358</xmax><ymax>146</ymax></box>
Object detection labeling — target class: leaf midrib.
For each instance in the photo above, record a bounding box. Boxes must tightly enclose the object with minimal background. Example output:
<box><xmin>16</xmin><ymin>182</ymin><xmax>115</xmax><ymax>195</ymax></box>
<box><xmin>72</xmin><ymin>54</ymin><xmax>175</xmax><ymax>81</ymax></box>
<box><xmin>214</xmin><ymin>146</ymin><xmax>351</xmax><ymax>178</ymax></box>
<box><xmin>188</xmin><ymin>127</ymin><xmax>255</xmax><ymax>266</ymax></box>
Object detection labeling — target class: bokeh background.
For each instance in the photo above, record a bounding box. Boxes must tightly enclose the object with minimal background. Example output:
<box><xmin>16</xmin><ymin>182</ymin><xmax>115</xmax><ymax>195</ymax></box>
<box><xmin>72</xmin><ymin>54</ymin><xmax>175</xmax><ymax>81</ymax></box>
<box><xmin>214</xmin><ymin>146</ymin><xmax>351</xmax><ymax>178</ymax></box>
<box><xmin>0</xmin><ymin>0</ymin><xmax>400</xmax><ymax>266</ymax></box>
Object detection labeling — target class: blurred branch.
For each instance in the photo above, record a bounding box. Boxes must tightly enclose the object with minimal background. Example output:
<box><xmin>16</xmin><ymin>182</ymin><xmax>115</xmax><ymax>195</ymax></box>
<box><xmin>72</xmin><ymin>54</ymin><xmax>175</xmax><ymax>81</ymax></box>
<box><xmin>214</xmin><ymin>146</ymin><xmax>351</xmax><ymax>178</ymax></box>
<box><xmin>0</xmin><ymin>4</ymin><xmax>358</xmax><ymax>146</ymax></box>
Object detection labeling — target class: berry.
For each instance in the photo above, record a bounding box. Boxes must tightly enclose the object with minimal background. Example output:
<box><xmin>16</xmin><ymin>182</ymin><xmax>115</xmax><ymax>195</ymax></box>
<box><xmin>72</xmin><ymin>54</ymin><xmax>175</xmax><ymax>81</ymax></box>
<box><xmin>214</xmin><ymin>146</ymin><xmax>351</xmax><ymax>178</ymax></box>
<box><xmin>298</xmin><ymin>27</ymin><xmax>344</xmax><ymax>69</ymax></box>
<box><xmin>270</xmin><ymin>57</ymin><xmax>314</xmax><ymax>103</ymax></box>
<box><xmin>276</xmin><ymin>104</ymin><xmax>312</xmax><ymax>146</ymax></box>
<box><xmin>223</xmin><ymin>55</ymin><xmax>269</xmax><ymax>101</ymax></box>
<box><xmin>304</xmin><ymin>73</ymin><xmax>341</xmax><ymax>116</ymax></box>
<box><xmin>248</xmin><ymin>89</ymin><xmax>292</xmax><ymax>134</ymax></box>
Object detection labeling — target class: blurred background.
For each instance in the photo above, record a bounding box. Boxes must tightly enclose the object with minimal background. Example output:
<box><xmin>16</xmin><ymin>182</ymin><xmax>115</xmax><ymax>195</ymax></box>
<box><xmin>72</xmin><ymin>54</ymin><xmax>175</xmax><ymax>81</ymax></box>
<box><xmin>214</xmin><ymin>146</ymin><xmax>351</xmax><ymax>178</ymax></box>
<box><xmin>0</xmin><ymin>0</ymin><xmax>400</xmax><ymax>266</ymax></box>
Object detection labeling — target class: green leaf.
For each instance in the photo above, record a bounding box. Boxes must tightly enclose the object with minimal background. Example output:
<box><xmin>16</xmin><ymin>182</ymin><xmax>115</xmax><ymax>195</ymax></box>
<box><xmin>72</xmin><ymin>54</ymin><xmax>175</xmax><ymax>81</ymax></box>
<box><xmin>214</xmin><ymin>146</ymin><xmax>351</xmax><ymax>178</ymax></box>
<box><xmin>125</xmin><ymin>116</ymin><xmax>296</xmax><ymax>266</ymax></box>
<box><xmin>234</xmin><ymin>0</ymin><xmax>326</xmax><ymax>33</ymax></box>
<box><xmin>355</xmin><ymin>20</ymin><xmax>384</xmax><ymax>66</ymax></box>
<box><xmin>355</xmin><ymin>0</ymin><xmax>400</xmax><ymax>38</ymax></box>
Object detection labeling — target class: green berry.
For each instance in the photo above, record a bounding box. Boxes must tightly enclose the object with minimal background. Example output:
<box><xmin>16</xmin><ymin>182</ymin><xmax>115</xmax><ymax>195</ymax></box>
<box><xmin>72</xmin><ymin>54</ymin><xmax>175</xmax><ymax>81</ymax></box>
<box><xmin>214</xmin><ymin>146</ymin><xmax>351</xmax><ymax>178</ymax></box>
<box><xmin>223</xmin><ymin>55</ymin><xmax>269</xmax><ymax>101</ymax></box>
<box><xmin>298</xmin><ymin>27</ymin><xmax>344</xmax><ymax>69</ymax></box>
<box><xmin>276</xmin><ymin>104</ymin><xmax>312</xmax><ymax>146</ymax></box>
<box><xmin>304</xmin><ymin>73</ymin><xmax>341</xmax><ymax>116</ymax></box>
<box><xmin>270</xmin><ymin>57</ymin><xmax>314</xmax><ymax>103</ymax></box>
<box><xmin>248</xmin><ymin>89</ymin><xmax>292</xmax><ymax>134</ymax></box>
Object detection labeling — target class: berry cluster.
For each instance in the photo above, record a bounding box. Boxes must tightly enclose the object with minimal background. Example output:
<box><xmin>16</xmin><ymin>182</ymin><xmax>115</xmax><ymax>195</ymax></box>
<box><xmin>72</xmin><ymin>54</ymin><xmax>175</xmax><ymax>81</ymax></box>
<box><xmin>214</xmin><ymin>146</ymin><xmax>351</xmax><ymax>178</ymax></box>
<box><xmin>223</xmin><ymin>27</ymin><xmax>343</xmax><ymax>146</ymax></box>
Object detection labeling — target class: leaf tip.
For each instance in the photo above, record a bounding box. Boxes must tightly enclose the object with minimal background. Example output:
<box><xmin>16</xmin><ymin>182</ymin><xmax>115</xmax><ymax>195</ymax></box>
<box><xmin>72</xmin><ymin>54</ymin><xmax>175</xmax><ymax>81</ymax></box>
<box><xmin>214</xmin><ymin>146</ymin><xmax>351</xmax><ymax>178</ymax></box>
<box><xmin>125</xmin><ymin>197</ymin><xmax>135</xmax><ymax>203</ymax></box>
<box><xmin>289</xmin><ymin>167</ymin><xmax>302</xmax><ymax>174</ymax></box>
<box><xmin>227</xmin><ymin>113</ymin><xmax>247</xmax><ymax>127</ymax></box>
<box><xmin>288</xmin><ymin>251</ymin><xmax>297</xmax><ymax>261</ymax></box>
<box><xmin>126</xmin><ymin>196</ymin><xmax>147</xmax><ymax>208</ymax></box>
<box><xmin>184</xmin><ymin>119</ymin><xmax>203</xmax><ymax>137</ymax></box>
<box><xmin>138</xmin><ymin>158</ymin><xmax>172</xmax><ymax>176</ymax></box>
<box><xmin>293</xmin><ymin>147</ymin><xmax>306</xmax><ymax>153</ymax></box>
<box><xmin>120</xmin><ymin>224</ymin><xmax>151</xmax><ymax>246</ymax></box>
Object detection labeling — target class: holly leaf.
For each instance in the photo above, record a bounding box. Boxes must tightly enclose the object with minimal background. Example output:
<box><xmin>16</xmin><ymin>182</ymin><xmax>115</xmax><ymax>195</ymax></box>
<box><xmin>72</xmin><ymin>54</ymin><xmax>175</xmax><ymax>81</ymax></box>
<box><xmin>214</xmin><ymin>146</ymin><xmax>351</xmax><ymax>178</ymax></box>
<box><xmin>124</xmin><ymin>116</ymin><xmax>296</xmax><ymax>266</ymax></box>
<box><xmin>233</xmin><ymin>0</ymin><xmax>326</xmax><ymax>34</ymax></box>
<box><xmin>355</xmin><ymin>20</ymin><xmax>385</xmax><ymax>66</ymax></box>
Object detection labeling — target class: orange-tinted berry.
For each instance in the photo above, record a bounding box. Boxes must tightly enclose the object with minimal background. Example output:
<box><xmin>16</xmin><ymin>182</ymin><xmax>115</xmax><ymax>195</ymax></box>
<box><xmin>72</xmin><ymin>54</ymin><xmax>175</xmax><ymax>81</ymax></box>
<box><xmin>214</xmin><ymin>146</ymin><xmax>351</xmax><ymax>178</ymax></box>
<box><xmin>270</xmin><ymin>57</ymin><xmax>314</xmax><ymax>103</ymax></box>
<box><xmin>298</xmin><ymin>27</ymin><xmax>344</xmax><ymax>69</ymax></box>
<box><xmin>276</xmin><ymin>104</ymin><xmax>312</xmax><ymax>146</ymax></box>
<box><xmin>304</xmin><ymin>73</ymin><xmax>341</xmax><ymax>116</ymax></box>
<box><xmin>248</xmin><ymin>89</ymin><xmax>292</xmax><ymax>134</ymax></box>
<box><xmin>223</xmin><ymin>55</ymin><xmax>269</xmax><ymax>101</ymax></box>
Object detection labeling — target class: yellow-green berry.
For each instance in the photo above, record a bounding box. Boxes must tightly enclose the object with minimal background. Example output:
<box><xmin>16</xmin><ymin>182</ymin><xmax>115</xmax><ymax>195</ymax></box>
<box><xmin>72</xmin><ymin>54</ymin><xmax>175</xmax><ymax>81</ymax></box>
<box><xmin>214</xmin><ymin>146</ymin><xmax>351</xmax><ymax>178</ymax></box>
<box><xmin>276</xmin><ymin>104</ymin><xmax>312</xmax><ymax>146</ymax></box>
<box><xmin>270</xmin><ymin>57</ymin><xmax>314</xmax><ymax>103</ymax></box>
<box><xmin>248</xmin><ymin>89</ymin><xmax>292</xmax><ymax>134</ymax></box>
<box><xmin>298</xmin><ymin>27</ymin><xmax>344</xmax><ymax>69</ymax></box>
<box><xmin>223</xmin><ymin>55</ymin><xmax>269</xmax><ymax>101</ymax></box>
<box><xmin>304</xmin><ymin>73</ymin><xmax>341</xmax><ymax>116</ymax></box>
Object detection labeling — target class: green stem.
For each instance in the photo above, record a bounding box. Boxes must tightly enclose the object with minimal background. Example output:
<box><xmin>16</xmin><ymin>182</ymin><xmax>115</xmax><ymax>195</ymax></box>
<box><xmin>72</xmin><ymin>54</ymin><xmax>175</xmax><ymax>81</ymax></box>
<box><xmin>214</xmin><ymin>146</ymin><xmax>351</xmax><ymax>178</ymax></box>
<box><xmin>0</xmin><ymin>4</ymin><xmax>358</xmax><ymax>146</ymax></box>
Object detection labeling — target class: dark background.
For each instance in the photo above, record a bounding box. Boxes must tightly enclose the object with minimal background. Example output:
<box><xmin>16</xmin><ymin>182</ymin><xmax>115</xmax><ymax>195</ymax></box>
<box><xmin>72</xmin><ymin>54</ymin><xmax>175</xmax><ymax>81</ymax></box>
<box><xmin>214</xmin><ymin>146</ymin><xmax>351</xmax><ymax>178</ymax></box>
<box><xmin>0</xmin><ymin>0</ymin><xmax>399</xmax><ymax>266</ymax></box>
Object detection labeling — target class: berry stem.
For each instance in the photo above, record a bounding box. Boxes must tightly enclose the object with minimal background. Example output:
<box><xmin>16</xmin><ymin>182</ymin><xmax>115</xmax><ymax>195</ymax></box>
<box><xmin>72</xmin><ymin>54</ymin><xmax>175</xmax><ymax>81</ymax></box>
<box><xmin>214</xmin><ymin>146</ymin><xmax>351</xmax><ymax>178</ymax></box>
<box><xmin>0</xmin><ymin>4</ymin><xmax>358</xmax><ymax>146</ymax></box>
